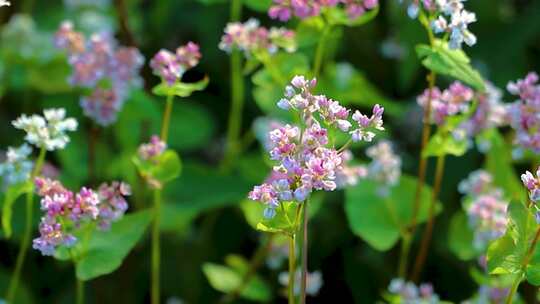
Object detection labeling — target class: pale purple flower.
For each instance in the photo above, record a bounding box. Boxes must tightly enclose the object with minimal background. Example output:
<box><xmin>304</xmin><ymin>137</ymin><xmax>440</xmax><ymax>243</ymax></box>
<box><xmin>32</xmin><ymin>178</ymin><xmax>130</xmax><ymax>255</ymax></box>
<box><xmin>54</xmin><ymin>21</ymin><xmax>144</xmax><ymax>126</ymax></box>
<box><xmin>467</xmin><ymin>192</ymin><xmax>508</xmax><ymax>249</ymax></box>
<box><xmin>219</xmin><ymin>19</ymin><xmax>296</xmax><ymax>57</ymax></box>
<box><xmin>269</xmin><ymin>0</ymin><xmax>379</xmax><ymax>21</ymax></box>
<box><xmin>387</xmin><ymin>278</ymin><xmax>440</xmax><ymax>303</ymax></box>
<box><xmin>0</xmin><ymin>144</ymin><xmax>33</xmax><ymax>188</ymax></box>
<box><xmin>278</xmin><ymin>269</ymin><xmax>323</xmax><ymax>296</ymax></box>
<box><xmin>458</xmin><ymin>170</ymin><xmax>493</xmax><ymax>196</ymax></box>
<box><xmin>506</xmin><ymin>72</ymin><xmax>540</xmax><ymax>154</ymax></box>
<box><xmin>150</xmin><ymin>42</ymin><xmax>201</xmax><ymax>85</ymax></box>
<box><xmin>417</xmin><ymin>81</ymin><xmax>474</xmax><ymax>126</ymax></box>
<box><xmin>350</xmin><ymin>104</ymin><xmax>385</xmax><ymax>142</ymax></box>
<box><xmin>365</xmin><ymin>140</ymin><xmax>401</xmax><ymax>196</ymax></box>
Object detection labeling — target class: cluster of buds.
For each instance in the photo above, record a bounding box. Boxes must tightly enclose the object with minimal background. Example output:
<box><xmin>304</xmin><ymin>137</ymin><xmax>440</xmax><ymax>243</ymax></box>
<box><xmin>150</xmin><ymin>42</ymin><xmax>201</xmax><ymax>86</ymax></box>
<box><xmin>417</xmin><ymin>81</ymin><xmax>474</xmax><ymax>126</ymax></box>
<box><xmin>54</xmin><ymin>21</ymin><xmax>144</xmax><ymax>126</ymax></box>
<box><xmin>137</xmin><ymin>135</ymin><xmax>167</xmax><ymax>162</ymax></box>
<box><xmin>278</xmin><ymin>269</ymin><xmax>323</xmax><ymax>296</ymax></box>
<box><xmin>219</xmin><ymin>19</ymin><xmax>296</xmax><ymax>58</ymax></box>
<box><xmin>249</xmin><ymin>75</ymin><xmax>384</xmax><ymax>218</ymax></box>
<box><xmin>506</xmin><ymin>72</ymin><xmax>540</xmax><ymax>155</ymax></box>
<box><xmin>399</xmin><ymin>0</ymin><xmax>477</xmax><ymax>49</ymax></box>
<box><xmin>0</xmin><ymin>144</ymin><xmax>33</xmax><ymax>189</ymax></box>
<box><xmin>459</xmin><ymin>170</ymin><xmax>508</xmax><ymax>249</ymax></box>
<box><xmin>365</xmin><ymin>140</ymin><xmax>402</xmax><ymax>196</ymax></box>
<box><xmin>12</xmin><ymin>108</ymin><xmax>78</xmax><ymax>151</ymax></box>
<box><xmin>387</xmin><ymin>278</ymin><xmax>440</xmax><ymax>303</ymax></box>
<box><xmin>32</xmin><ymin>177</ymin><xmax>130</xmax><ymax>255</ymax></box>
<box><xmin>269</xmin><ymin>0</ymin><xmax>378</xmax><ymax>21</ymax></box>
<box><xmin>453</xmin><ymin>83</ymin><xmax>508</xmax><ymax>152</ymax></box>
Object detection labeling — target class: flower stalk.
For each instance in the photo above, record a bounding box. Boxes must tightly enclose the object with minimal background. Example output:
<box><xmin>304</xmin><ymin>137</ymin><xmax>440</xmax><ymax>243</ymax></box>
<box><xmin>6</xmin><ymin>146</ymin><xmax>46</xmax><ymax>303</ymax></box>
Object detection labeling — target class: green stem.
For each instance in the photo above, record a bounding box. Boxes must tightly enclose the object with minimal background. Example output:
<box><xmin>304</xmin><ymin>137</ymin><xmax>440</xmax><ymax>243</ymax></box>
<box><xmin>151</xmin><ymin>189</ymin><xmax>162</xmax><ymax>304</ymax></box>
<box><xmin>506</xmin><ymin>274</ymin><xmax>522</xmax><ymax>304</ymax></box>
<box><xmin>398</xmin><ymin>234</ymin><xmax>412</xmax><ymax>278</ymax></box>
<box><xmin>288</xmin><ymin>235</ymin><xmax>296</xmax><ymax>304</ymax></box>
<box><xmin>300</xmin><ymin>200</ymin><xmax>309</xmax><ymax>304</ymax></box>
<box><xmin>221</xmin><ymin>0</ymin><xmax>244</xmax><ymax>170</ymax></box>
<box><xmin>312</xmin><ymin>25</ymin><xmax>332</xmax><ymax>79</ymax></box>
<box><xmin>76</xmin><ymin>276</ymin><xmax>84</xmax><ymax>304</ymax></box>
<box><xmin>399</xmin><ymin>9</ymin><xmax>437</xmax><ymax>280</ymax></box>
<box><xmin>160</xmin><ymin>93</ymin><xmax>174</xmax><ymax>142</ymax></box>
<box><xmin>411</xmin><ymin>154</ymin><xmax>446</xmax><ymax>282</ymax></box>
<box><xmin>6</xmin><ymin>147</ymin><xmax>46</xmax><ymax>303</ymax></box>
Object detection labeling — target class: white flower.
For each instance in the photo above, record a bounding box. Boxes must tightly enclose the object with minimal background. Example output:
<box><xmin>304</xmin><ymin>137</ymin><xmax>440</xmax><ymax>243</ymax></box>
<box><xmin>0</xmin><ymin>0</ymin><xmax>11</xmax><ymax>7</ymax></box>
<box><xmin>12</xmin><ymin>108</ymin><xmax>78</xmax><ymax>151</ymax></box>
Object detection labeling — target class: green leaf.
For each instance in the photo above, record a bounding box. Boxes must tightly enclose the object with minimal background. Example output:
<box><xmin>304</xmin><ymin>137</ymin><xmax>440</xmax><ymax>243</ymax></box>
<box><xmin>423</xmin><ymin>132</ymin><xmax>468</xmax><ymax>157</ymax></box>
<box><xmin>152</xmin><ymin>77</ymin><xmax>209</xmax><ymax>98</ymax></box>
<box><xmin>256</xmin><ymin>201</ymin><xmax>298</xmax><ymax>235</ymax></box>
<box><xmin>2</xmin><ymin>182</ymin><xmax>32</xmax><ymax>239</ymax></box>
<box><xmin>202</xmin><ymin>255</ymin><xmax>272</xmax><ymax>301</ymax></box>
<box><xmin>487</xmin><ymin>202</ymin><xmax>536</xmax><ymax>277</ymax></box>
<box><xmin>132</xmin><ymin>150</ymin><xmax>182</xmax><ymax>189</ymax></box>
<box><xmin>447</xmin><ymin>211</ymin><xmax>478</xmax><ymax>260</ymax></box>
<box><xmin>325</xmin><ymin>6</ymin><xmax>379</xmax><ymax>27</ymax></box>
<box><xmin>75</xmin><ymin>211</ymin><xmax>152</xmax><ymax>281</ymax></box>
<box><xmin>416</xmin><ymin>39</ymin><xmax>485</xmax><ymax>91</ymax></box>
<box><xmin>345</xmin><ymin>175</ymin><xmax>442</xmax><ymax>251</ymax></box>
<box><xmin>243</xmin><ymin>0</ymin><xmax>272</xmax><ymax>12</ymax></box>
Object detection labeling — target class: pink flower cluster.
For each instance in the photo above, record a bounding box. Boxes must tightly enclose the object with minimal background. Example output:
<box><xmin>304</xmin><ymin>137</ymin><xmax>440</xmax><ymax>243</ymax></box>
<box><xmin>219</xmin><ymin>19</ymin><xmax>296</xmax><ymax>57</ymax></box>
<box><xmin>417</xmin><ymin>81</ymin><xmax>474</xmax><ymax>125</ymax></box>
<box><xmin>454</xmin><ymin>83</ymin><xmax>507</xmax><ymax>152</ymax></box>
<box><xmin>32</xmin><ymin>177</ymin><xmax>130</xmax><ymax>256</ymax></box>
<box><xmin>269</xmin><ymin>0</ymin><xmax>379</xmax><ymax>21</ymax></box>
<box><xmin>506</xmin><ymin>72</ymin><xmax>540</xmax><ymax>154</ymax></box>
<box><xmin>365</xmin><ymin>140</ymin><xmax>402</xmax><ymax>196</ymax></box>
<box><xmin>150</xmin><ymin>42</ymin><xmax>201</xmax><ymax>86</ymax></box>
<box><xmin>277</xmin><ymin>76</ymin><xmax>384</xmax><ymax>142</ymax></box>
<box><xmin>138</xmin><ymin>135</ymin><xmax>167</xmax><ymax>161</ymax></box>
<box><xmin>249</xmin><ymin>76</ymin><xmax>383</xmax><ymax>218</ymax></box>
<box><xmin>54</xmin><ymin>21</ymin><xmax>144</xmax><ymax>126</ymax></box>
<box><xmin>459</xmin><ymin>170</ymin><xmax>508</xmax><ymax>249</ymax></box>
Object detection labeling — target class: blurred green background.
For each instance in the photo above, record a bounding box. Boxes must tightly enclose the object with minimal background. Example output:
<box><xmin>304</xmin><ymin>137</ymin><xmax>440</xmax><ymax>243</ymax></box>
<box><xmin>0</xmin><ymin>0</ymin><xmax>539</xmax><ymax>303</ymax></box>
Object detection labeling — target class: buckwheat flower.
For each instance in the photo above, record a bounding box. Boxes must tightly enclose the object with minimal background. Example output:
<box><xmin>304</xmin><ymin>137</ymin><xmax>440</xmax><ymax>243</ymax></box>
<box><xmin>269</xmin><ymin>0</ymin><xmax>378</xmax><ymax>21</ymax></box>
<box><xmin>138</xmin><ymin>135</ymin><xmax>167</xmax><ymax>161</ymax></box>
<box><xmin>33</xmin><ymin>178</ymin><xmax>130</xmax><ymax>255</ymax></box>
<box><xmin>431</xmin><ymin>0</ymin><xmax>477</xmax><ymax>49</ymax></box>
<box><xmin>96</xmin><ymin>181</ymin><xmax>130</xmax><ymax>230</ymax></box>
<box><xmin>458</xmin><ymin>170</ymin><xmax>493</xmax><ymax>196</ymax></box>
<box><xmin>335</xmin><ymin>150</ymin><xmax>368</xmax><ymax>188</ymax></box>
<box><xmin>521</xmin><ymin>167</ymin><xmax>540</xmax><ymax>204</ymax></box>
<box><xmin>365</xmin><ymin>140</ymin><xmax>401</xmax><ymax>196</ymax></box>
<box><xmin>219</xmin><ymin>19</ymin><xmax>296</xmax><ymax>58</ymax></box>
<box><xmin>341</xmin><ymin>0</ymin><xmax>379</xmax><ymax>19</ymax></box>
<box><xmin>417</xmin><ymin>82</ymin><xmax>474</xmax><ymax>125</ymax></box>
<box><xmin>12</xmin><ymin>108</ymin><xmax>78</xmax><ymax>151</ymax></box>
<box><xmin>0</xmin><ymin>144</ymin><xmax>33</xmax><ymax>188</ymax></box>
<box><xmin>71</xmin><ymin>187</ymin><xmax>100</xmax><ymax>222</ymax></box>
<box><xmin>278</xmin><ymin>269</ymin><xmax>323</xmax><ymax>296</ymax></box>
<box><xmin>350</xmin><ymin>104</ymin><xmax>385</xmax><ymax>142</ymax></box>
<box><xmin>506</xmin><ymin>72</ymin><xmax>540</xmax><ymax>155</ymax></box>
<box><xmin>387</xmin><ymin>278</ymin><xmax>440</xmax><ymax>303</ymax></box>
<box><xmin>54</xmin><ymin>21</ymin><xmax>144</xmax><ymax>126</ymax></box>
<box><xmin>454</xmin><ymin>83</ymin><xmax>507</xmax><ymax>152</ymax></box>
<box><xmin>54</xmin><ymin>21</ymin><xmax>86</xmax><ymax>55</ymax></box>
<box><xmin>150</xmin><ymin>42</ymin><xmax>200</xmax><ymax>85</ymax></box>
<box><xmin>248</xmin><ymin>183</ymin><xmax>280</xmax><ymax>218</ymax></box>
<box><xmin>467</xmin><ymin>192</ymin><xmax>508</xmax><ymax>249</ymax></box>
<box><xmin>0</xmin><ymin>1</ymin><xmax>10</xmax><ymax>7</ymax></box>
<box><xmin>33</xmin><ymin>217</ymin><xmax>76</xmax><ymax>256</ymax></box>
<box><xmin>475</xmin><ymin>286</ymin><xmax>510</xmax><ymax>304</ymax></box>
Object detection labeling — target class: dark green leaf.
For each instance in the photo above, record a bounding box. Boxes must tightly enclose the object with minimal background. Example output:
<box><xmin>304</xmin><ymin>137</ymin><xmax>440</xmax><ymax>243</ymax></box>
<box><xmin>448</xmin><ymin>211</ymin><xmax>478</xmax><ymax>260</ymax></box>
<box><xmin>76</xmin><ymin>211</ymin><xmax>152</xmax><ymax>281</ymax></box>
<box><xmin>345</xmin><ymin>175</ymin><xmax>442</xmax><ymax>251</ymax></box>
